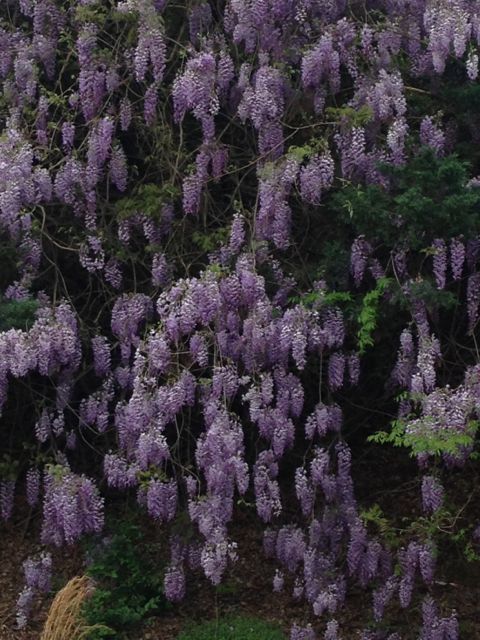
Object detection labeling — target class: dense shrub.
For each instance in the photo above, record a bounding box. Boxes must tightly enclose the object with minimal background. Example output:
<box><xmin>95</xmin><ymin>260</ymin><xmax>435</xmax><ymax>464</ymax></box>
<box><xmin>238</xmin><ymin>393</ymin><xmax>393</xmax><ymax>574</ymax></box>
<box><xmin>82</xmin><ymin>521</ymin><xmax>168</xmax><ymax>638</ymax></box>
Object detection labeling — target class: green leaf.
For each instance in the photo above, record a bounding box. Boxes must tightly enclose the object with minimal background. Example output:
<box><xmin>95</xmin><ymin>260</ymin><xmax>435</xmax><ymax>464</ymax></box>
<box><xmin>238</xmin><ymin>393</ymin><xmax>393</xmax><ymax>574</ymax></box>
<box><xmin>357</xmin><ymin>277</ymin><xmax>393</xmax><ymax>354</ymax></box>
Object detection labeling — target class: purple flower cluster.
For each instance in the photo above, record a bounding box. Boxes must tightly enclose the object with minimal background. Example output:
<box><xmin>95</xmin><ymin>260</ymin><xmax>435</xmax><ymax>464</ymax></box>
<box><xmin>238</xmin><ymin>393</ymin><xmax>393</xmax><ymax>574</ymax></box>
<box><xmin>420</xmin><ymin>118</ymin><xmax>445</xmax><ymax>156</ymax></box>
<box><xmin>300</xmin><ymin>152</ymin><xmax>335</xmax><ymax>205</ymax></box>
<box><xmin>41</xmin><ymin>466</ymin><xmax>104</xmax><ymax>546</ymax></box>
<box><xmin>0</xmin><ymin>301</ymin><xmax>81</xmax><ymax>416</ymax></box>
<box><xmin>182</xmin><ymin>144</ymin><xmax>229</xmax><ymax>215</ymax></box>
<box><xmin>16</xmin><ymin>552</ymin><xmax>52</xmax><ymax>629</ymax></box>
<box><xmin>146</xmin><ymin>479</ymin><xmax>177</xmax><ymax>522</ymax></box>
<box><xmin>111</xmin><ymin>294</ymin><xmax>153</xmax><ymax>362</ymax></box>
<box><xmin>91</xmin><ymin>335</ymin><xmax>111</xmax><ymax>377</ymax></box>
<box><xmin>421</xmin><ymin>475</ymin><xmax>444</xmax><ymax>514</ymax></box>
<box><xmin>173</xmin><ymin>51</ymin><xmax>220</xmax><ymax>142</ymax></box>
<box><xmin>290</xmin><ymin>623</ymin><xmax>316</xmax><ymax>640</ymax></box>
<box><xmin>350</xmin><ymin>237</ymin><xmax>372</xmax><ymax>287</ymax></box>
<box><xmin>467</xmin><ymin>272</ymin><xmax>480</xmax><ymax>332</ymax></box>
<box><xmin>432</xmin><ymin>239</ymin><xmax>447</xmax><ymax>289</ymax></box>
<box><xmin>26</xmin><ymin>467</ymin><xmax>41</xmax><ymax>507</ymax></box>
<box><xmin>238</xmin><ymin>64</ymin><xmax>285</xmax><ymax>158</ymax></box>
<box><xmin>421</xmin><ymin>596</ymin><xmax>459</xmax><ymax>640</ymax></box>
<box><xmin>403</xmin><ymin>373</ymin><xmax>478</xmax><ymax>464</ymax></box>
<box><xmin>0</xmin><ymin>124</ymin><xmax>36</xmax><ymax>236</ymax></box>
<box><xmin>255</xmin><ymin>160</ymin><xmax>296</xmax><ymax>249</ymax></box>
<box><xmin>134</xmin><ymin>20</ymin><xmax>166</xmax><ymax>84</ymax></box>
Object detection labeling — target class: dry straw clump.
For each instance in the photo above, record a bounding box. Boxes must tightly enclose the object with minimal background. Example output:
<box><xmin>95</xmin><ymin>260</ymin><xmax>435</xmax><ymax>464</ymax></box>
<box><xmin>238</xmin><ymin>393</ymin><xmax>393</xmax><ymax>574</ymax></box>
<box><xmin>40</xmin><ymin>575</ymin><xmax>107</xmax><ymax>640</ymax></box>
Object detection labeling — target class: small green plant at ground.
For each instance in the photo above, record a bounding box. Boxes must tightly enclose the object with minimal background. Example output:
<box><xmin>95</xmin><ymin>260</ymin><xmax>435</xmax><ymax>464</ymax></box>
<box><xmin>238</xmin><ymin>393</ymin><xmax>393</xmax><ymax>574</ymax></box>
<box><xmin>177</xmin><ymin>616</ymin><xmax>287</xmax><ymax>640</ymax></box>
<box><xmin>81</xmin><ymin>521</ymin><xmax>168</xmax><ymax>639</ymax></box>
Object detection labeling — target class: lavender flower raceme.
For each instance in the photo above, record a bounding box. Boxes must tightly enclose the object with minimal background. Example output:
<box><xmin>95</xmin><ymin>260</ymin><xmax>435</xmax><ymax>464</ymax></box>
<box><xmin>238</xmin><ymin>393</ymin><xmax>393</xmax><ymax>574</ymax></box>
<box><xmin>26</xmin><ymin>467</ymin><xmax>41</xmax><ymax>507</ymax></box>
<box><xmin>91</xmin><ymin>335</ymin><xmax>111</xmax><ymax>377</ymax></box>
<box><xmin>328</xmin><ymin>352</ymin><xmax>345</xmax><ymax>391</ymax></box>
<box><xmin>146</xmin><ymin>479</ymin><xmax>177</xmax><ymax>522</ymax></box>
<box><xmin>421</xmin><ymin>475</ymin><xmax>444</xmax><ymax>514</ymax></box>
<box><xmin>119</xmin><ymin>97</ymin><xmax>132</xmax><ymax>131</ymax></box>
<box><xmin>173</xmin><ymin>51</ymin><xmax>219</xmax><ymax>141</ymax></box>
<box><xmin>351</xmin><ymin>237</ymin><xmax>372</xmax><ymax>287</ymax></box>
<box><xmin>290</xmin><ymin>624</ymin><xmax>316</xmax><ymax>640</ymax></box>
<box><xmin>16</xmin><ymin>552</ymin><xmax>52</xmax><ymax>629</ymax></box>
<box><xmin>109</xmin><ymin>144</ymin><xmax>128</xmax><ymax>192</ymax></box>
<box><xmin>449</xmin><ymin>238</ymin><xmax>465</xmax><ymax>281</ymax></box>
<box><xmin>300</xmin><ymin>152</ymin><xmax>335</xmax><ymax>205</ymax></box>
<box><xmin>41</xmin><ymin>466</ymin><xmax>104</xmax><ymax>546</ymax></box>
<box><xmin>420</xmin><ymin>117</ymin><xmax>445</xmax><ymax>156</ymax></box>
<box><xmin>164</xmin><ymin>564</ymin><xmax>186</xmax><ymax>602</ymax></box>
<box><xmin>324</xmin><ymin>620</ymin><xmax>340</xmax><ymax>640</ymax></box>
<box><xmin>467</xmin><ymin>273</ymin><xmax>480</xmax><ymax>332</ymax></box>
<box><xmin>432</xmin><ymin>239</ymin><xmax>447</xmax><ymax>289</ymax></box>
<box><xmin>466</xmin><ymin>50</ymin><xmax>479</xmax><ymax>81</ymax></box>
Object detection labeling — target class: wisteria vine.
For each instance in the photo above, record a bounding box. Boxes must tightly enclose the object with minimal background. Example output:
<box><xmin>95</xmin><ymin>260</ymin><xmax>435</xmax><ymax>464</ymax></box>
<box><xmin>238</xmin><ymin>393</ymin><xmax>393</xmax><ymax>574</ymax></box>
<box><xmin>1</xmin><ymin>0</ymin><xmax>480</xmax><ymax>638</ymax></box>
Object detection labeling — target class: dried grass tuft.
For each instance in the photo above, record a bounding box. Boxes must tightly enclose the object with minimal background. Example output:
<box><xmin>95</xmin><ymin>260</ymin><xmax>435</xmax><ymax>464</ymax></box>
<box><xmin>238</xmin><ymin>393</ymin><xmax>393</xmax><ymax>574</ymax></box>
<box><xmin>40</xmin><ymin>575</ymin><xmax>107</xmax><ymax>640</ymax></box>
